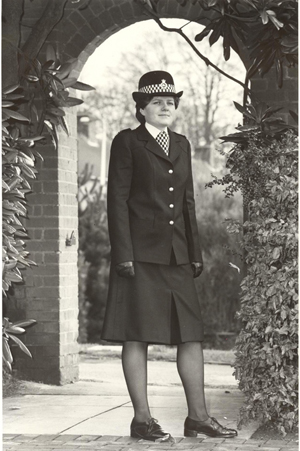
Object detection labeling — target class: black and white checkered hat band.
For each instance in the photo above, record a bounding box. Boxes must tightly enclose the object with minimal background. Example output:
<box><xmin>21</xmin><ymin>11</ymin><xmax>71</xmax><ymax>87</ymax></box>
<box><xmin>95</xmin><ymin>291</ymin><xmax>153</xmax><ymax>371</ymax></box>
<box><xmin>139</xmin><ymin>83</ymin><xmax>176</xmax><ymax>94</ymax></box>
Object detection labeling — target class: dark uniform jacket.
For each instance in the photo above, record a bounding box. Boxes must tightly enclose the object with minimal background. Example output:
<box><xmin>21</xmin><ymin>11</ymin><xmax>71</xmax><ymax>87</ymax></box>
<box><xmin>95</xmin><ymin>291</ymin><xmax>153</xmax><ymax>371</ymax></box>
<box><xmin>107</xmin><ymin>124</ymin><xmax>202</xmax><ymax>266</ymax></box>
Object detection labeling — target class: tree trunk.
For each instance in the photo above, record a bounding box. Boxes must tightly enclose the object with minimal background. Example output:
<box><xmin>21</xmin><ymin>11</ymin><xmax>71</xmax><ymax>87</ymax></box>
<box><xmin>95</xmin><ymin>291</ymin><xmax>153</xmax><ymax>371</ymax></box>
<box><xmin>20</xmin><ymin>0</ymin><xmax>68</xmax><ymax>74</ymax></box>
<box><xmin>2</xmin><ymin>0</ymin><xmax>23</xmax><ymax>88</ymax></box>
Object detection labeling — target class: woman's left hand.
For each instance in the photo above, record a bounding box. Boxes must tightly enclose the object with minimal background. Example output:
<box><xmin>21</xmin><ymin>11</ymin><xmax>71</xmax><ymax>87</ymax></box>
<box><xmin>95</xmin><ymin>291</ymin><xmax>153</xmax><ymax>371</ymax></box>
<box><xmin>191</xmin><ymin>262</ymin><xmax>203</xmax><ymax>278</ymax></box>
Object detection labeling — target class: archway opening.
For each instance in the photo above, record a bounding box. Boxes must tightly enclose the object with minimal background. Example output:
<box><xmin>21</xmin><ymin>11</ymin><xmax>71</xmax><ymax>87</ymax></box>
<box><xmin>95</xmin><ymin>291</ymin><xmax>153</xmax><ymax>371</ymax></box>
<box><xmin>76</xmin><ymin>18</ymin><xmax>245</xmax><ymax>348</ymax></box>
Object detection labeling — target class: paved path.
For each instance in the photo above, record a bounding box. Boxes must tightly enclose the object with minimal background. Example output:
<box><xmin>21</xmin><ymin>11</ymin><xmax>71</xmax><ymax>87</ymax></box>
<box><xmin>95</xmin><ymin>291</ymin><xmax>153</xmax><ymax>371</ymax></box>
<box><xmin>3</xmin><ymin>434</ymin><xmax>298</xmax><ymax>450</ymax></box>
<box><xmin>3</xmin><ymin>347</ymin><xmax>298</xmax><ymax>450</ymax></box>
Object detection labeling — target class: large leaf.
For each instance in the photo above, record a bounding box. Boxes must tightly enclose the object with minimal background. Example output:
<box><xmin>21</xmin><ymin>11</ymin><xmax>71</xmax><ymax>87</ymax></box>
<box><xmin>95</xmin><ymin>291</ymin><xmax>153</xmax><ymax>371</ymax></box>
<box><xmin>56</xmin><ymin>59</ymin><xmax>78</xmax><ymax>80</ymax></box>
<box><xmin>2</xmin><ymin>101</ymin><xmax>15</xmax><ymax>107</ymax></box>
<box><xmin>46</xmin><ymin>44</ymin><xmax>57</xmax><ymax>64</ymax></box>
<box><xmin>3</xmin><ymin>338</ymin><xmax>13</xmax><ymax>364</ymax></box>
<box><xmin>6</xmin><ymin>325</ymin><xmax>26</xmax><ymax>334</ymax></box>
<box><xmin>12</xmin><ymin>319</ymin><xmax>37</xmax><ymax>329</ymax></box>
<box><xmin>58</xmin><ymin>115</ymin><xmax>69</xmax><ymax>135</ymax></box>
<box><xmin>42</xmin><ymin>60</ymin><xmax>56</xmax><ymax>71</ymax></box>
<box><xmin>72</xmin><ymin>81</ymin><xmax>95</xmax><ymax>91</ymax></box>
<box><xmin>9</xmin><ymin>334</ymin><xmax>33</xmax><ymax>358</ymax></box>
<box><xmin>289</xmin><ymin>110</ymin><xmax>298</xmax><ymax>124</ymax></box>
<box><xmin>209</xmin><ymin>20</ymin><xmax>223</xmax><ymax>46</ymax></box>
<box><xmin>4</xmin><ymin>93</ymin><xmax>25</xmax><ymax>100</ymax></box>
<box><xmin>62</xmin><ymin>77</ymin><xmax>77</xmax><ymax>88</ymax></box>
<box><xmin>46</xmin><ymin>106</ymin><xmax>65</xmax><ymax>117</ymax></box>
<box><xmin>3</xmin><ymin>84</ymin><xmax>20</xmax><ymax>95</ymax></box>
<box><xmin>4</xmin><ymin>109</ymin><xmax>30</xmax><ymax>122</ymax></box>
<box><xmin>66</xmin><ymin>97</ymin><xmax>84</xmax><ymax>107</ymax></box>
<box><xmin>19</xmin><ymin>163</ymin><xmax>36</xmax><ymax>179</ymax></box>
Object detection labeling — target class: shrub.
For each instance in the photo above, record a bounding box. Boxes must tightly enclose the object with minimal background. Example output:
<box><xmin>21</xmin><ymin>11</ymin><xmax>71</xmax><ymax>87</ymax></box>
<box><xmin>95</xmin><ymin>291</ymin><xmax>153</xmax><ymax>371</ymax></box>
<box><xmin>78</xmin><ymin>168</ymin><xmax>110</xmax><ymax>342</ymax></box>
<box><xmin>208</xmin><ymin>103</ymin><xmax>298</xmax><ymax>434</ymax></box>
<box><xmin>234</xmin><ymin>130</ymin><xmax>298</xmax><ymax>434</ymax></box>
<box><xmin>193</xmin><ymin>157</ymin><xmax>243</xmax><ymax>343</ymax></box>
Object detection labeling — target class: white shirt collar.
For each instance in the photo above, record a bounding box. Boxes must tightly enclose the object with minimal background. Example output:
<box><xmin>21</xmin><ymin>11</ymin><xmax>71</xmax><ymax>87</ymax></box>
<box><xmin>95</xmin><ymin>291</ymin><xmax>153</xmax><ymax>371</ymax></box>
<box><xmin>145</xmin><ymin>122</ymin><xmax>168</xmax><ymax>139</ymax></box>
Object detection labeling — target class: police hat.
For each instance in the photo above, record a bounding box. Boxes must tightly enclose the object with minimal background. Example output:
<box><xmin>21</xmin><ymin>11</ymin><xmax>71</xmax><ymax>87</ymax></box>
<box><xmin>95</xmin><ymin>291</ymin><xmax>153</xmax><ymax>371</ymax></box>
<box><xmin>132</xmin><ymin>70</ymin><xmax>183</xmax><ymax>103</ymax></box>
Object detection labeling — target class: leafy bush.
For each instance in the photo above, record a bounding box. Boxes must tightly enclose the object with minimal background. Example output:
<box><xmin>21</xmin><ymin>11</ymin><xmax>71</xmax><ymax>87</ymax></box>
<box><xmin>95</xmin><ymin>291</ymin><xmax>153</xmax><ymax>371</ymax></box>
<box><xmin>78</xmin><ymin>167</ymin><xmax>110</xmax><ymax>343</ymax></box>
<box><xmin>192</xmin><ymin>159</ymin><xmax>243</xmax><ymax>342</ymax></box>
<box><xmin>235</xmin><ymin>130</ymin><xmax>298</xmax><ymax>434</ymax></box>
<box><xmin>208</xmin><ymin>102</ymin><xmax>298</xmax><ymax>434</ymax></box>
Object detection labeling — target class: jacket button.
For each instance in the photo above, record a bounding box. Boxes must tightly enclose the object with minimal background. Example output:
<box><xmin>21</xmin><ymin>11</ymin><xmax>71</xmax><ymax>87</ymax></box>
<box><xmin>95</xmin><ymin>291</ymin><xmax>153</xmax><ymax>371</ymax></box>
<box><xmin>169</xmin><ymin>204</ymin><xmax>174</xmax><ymax>208</ymax></box>
<box><xmin>169</xmin><ymin>169</ymin><xmax>173</xmax><ymax>174</ymax></box>
<box><xmin>169</xmin><ymin>220</ymin><xmax>174</xmax><ymax>225</ymax></box>
<box><xmin>169</xmin><ymin>187</ymin><xmax>174</xmax><ymax>192</ymax></box>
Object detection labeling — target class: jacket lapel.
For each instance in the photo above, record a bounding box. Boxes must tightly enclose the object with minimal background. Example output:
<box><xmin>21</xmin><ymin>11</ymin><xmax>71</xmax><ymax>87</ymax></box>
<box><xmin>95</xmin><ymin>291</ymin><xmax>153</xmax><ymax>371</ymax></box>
<box><xmin>168</xmin><ymin>129</ymin><xmax>183</xmax><ymax>163</ymax></box>
<box><xmin>136</xmin><ymin>125</ymin><xmax>185</xmax><ymax>163</ymax></box>
<box><xmin>136</xmin><ymin>125</ymin><xmax>170</xmax><ymax>162</ymax></box>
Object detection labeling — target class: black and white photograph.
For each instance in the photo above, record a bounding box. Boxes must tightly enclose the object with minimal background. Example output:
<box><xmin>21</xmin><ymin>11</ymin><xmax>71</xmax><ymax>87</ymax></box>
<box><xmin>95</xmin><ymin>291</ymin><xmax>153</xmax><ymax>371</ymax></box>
<box><xmin>2</xmin><ymin>1</ymin><xmax>298</xmax><ymax>450</ymax></box>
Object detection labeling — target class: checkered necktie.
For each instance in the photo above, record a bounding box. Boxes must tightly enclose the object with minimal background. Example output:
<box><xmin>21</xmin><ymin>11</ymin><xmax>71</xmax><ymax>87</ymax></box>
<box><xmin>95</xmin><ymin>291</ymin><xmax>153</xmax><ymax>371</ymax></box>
<box><xmin>156</xmin><ymin>131</ymin><xmax>169</xmax><ymax>156</ymax></box>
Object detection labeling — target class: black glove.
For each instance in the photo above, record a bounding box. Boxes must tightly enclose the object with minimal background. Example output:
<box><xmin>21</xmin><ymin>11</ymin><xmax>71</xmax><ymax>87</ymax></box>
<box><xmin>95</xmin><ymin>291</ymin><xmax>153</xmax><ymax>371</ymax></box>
<box><xmin>191</xmin><ymin>262</ymin><xmax>203</xmax><ymax>278</ymax></box>
<box><xmin>115</xmin><ymin>261</ymin><xmax>135</xmax><ymax>278</ymax></box>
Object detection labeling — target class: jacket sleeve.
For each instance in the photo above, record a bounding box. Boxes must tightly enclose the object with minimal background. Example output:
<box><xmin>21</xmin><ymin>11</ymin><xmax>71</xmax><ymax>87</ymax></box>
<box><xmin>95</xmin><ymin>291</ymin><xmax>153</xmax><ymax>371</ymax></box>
<box><xmin>183</xmin><ymin>140</ymin><xmax>203</xmax><ymax>263</ymax></box>
<box><xmin>107</xmin><ymin>131</ymin><xmax>134</xmax><ymax>264</ymax></box>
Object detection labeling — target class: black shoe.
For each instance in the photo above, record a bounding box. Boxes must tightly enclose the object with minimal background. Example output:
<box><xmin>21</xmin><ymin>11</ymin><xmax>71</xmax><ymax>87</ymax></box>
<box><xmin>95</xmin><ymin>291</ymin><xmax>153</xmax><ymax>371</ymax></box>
<box><xmin>131</xmin><ymin>417</ymin><xmax>174</xmax><ymax>442</ymax></box>
<box><xmin>184</xmin><ymin>416</ymin><xmax>238</xmax><ymax>438</ymax></box>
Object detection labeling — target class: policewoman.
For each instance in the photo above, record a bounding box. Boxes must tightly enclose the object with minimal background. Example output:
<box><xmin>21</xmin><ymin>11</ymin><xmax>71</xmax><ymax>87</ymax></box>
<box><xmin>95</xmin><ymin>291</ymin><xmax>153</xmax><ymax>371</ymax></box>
<box><xmin>101</xmin><ymin>71</ymin><xmax>237</xmax><ymax>442</ymax></box>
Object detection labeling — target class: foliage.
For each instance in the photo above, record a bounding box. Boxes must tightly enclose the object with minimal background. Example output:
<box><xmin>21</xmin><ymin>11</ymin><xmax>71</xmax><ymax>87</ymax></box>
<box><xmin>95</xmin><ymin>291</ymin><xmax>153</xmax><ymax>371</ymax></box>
<box><xmin>2</xmin><ymin>47</ymin><xmax>94</xmax><ymax>297</ymax></box>
<box><xmin>2</xmin><ymin>317</ymin><xmax>36</xmax><ymax>372</ymax></box>
<box><xmin>234</xmin><ymin>131</ymin><xmax>298</xmax><ymax>434</ymax></box>
<box><xmin>78</xmin><ymin>251</ymin><xmax>89</xmax><ymax>344</ymax></box>
<box><xmin>139</xmin><ymin>0</ymin><xmax>298</xmax><ymax>89</ymax></box>
<box><xmin>23</xmin><ymin>45</ymin><xmax>94</xmax><ymax>147</ymax></box>
<box><xmin>192</xmin><ymin>159</ymin><xmax>243</xmax><ymax>340</ymax></box>
<box><xmin>206</xmin><ymin>102</ymin><xmax>295</xmax><ymax>205</ymax></box>
<box><xmin>78</xmin><ymin>166</ymin><xmax>110</xmax><ymax>342</ymax></box>
<box><xmin>2</xmin><ymin>44</ymin><xmax>94</xmax><ymax>369</ymax></box>
<box><xmin>2</xmin><ymin>84</ymin><xmax>42</xmax><ymax>294</ymax></box>
<box><xmin>206</xmin><ymin>106</ymin><xmax>298</xmax><ymax>432</ymax></box>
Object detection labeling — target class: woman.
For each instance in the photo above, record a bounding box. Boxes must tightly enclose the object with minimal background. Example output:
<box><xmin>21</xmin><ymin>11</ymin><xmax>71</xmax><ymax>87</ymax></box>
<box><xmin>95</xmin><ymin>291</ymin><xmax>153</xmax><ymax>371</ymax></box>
<box><xmin>102</xmin><ymin>70</ymin><xmax>237</xmax><ymax>442</ymax></box>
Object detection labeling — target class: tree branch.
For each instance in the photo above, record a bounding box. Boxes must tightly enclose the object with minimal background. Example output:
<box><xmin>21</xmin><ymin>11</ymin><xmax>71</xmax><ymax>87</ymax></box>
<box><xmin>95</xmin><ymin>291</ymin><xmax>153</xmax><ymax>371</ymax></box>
<box><xmin>20</xmin><ymin>0</ymin><xmax>68</xmax><ymax>73</ymax></box>
<box><xmin>2</xmin><ymin>0</ymin><xmax>24</xmax><ymax>87</ymax></box>
<box><xmin>141</xmin><ymin>4</ymin><xmax>249</xmax><ymax>93</ymax></box>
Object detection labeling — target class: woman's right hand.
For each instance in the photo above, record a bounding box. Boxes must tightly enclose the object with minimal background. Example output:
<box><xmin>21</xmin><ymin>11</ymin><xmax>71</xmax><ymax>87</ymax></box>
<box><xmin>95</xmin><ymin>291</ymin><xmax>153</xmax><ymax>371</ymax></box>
<box><xmin>115</xmin><ymin>261</ymin><xmax>135</xmax><ymax>278</ymax></box>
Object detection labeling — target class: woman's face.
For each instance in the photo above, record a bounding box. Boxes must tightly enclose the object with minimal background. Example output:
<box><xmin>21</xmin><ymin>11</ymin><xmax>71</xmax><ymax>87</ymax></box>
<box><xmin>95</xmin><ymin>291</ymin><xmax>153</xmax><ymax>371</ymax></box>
<box><xmin>140</xmin><ymin>96</ymin><xmax>176</xmax><ymax>130</ymax></box>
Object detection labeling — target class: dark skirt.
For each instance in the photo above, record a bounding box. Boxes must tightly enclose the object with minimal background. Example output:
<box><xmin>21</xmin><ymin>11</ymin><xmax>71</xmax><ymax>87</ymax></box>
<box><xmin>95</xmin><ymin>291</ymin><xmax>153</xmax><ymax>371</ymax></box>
<box><xmin>101</xmin><ymin>258</ymin><xmax>204</xmax><ymax>345</ymax></box>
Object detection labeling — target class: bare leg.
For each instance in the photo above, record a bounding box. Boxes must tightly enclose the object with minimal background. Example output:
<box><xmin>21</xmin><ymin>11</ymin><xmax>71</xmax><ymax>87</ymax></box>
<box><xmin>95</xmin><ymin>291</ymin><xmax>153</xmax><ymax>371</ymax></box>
<box><xmin>177</xmin><ymin>341</ymin><xmax>209</xmax><ymax>421</ymax></box>
<box><xmin>122</xmin><ymin>341</ymin><xmax>151</xmax><ymax>422</ymax></box>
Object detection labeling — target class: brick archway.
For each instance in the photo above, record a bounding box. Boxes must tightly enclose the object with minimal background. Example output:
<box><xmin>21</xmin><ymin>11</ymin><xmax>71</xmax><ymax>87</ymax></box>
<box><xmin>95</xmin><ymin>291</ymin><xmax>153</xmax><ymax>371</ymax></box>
<box><xmin>14</xmin><ymin>0</ymin><xmax>297</xmax><ymax>384</ymax></box>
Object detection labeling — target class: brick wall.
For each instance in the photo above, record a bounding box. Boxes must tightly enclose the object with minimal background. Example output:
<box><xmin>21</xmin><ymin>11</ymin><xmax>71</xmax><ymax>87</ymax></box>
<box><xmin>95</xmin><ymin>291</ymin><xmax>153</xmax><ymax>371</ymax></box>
<box><xmin>8</xmin><ymin>109</ymin><xmax>79</xmax><ymax>385</ymax></box>
<box><xmin>14</xmin><ymin>0</ymin><xmax>297</xmax><ymax>384</ymax></box>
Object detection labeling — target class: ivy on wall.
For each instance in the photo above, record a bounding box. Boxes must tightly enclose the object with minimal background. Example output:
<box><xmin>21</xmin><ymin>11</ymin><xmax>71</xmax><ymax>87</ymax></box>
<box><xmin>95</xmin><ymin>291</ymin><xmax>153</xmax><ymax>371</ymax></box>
<box><xmin>235</xmin><ymin>130</ymin><xmax>298</xmax><ymax>434</ymax></box>
<box><xmin>207</xmin><ymin>107</ymin><xmax>298</xmax><ymax>433</ymax></box>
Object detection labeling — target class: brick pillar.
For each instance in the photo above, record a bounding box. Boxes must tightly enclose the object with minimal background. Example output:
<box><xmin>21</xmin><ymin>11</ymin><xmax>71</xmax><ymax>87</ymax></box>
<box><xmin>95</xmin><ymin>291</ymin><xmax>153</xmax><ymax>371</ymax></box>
<box><xmin>8</xmin><ymin>109</ymin><xmax>79</xmax><ymax>385</ymax></box>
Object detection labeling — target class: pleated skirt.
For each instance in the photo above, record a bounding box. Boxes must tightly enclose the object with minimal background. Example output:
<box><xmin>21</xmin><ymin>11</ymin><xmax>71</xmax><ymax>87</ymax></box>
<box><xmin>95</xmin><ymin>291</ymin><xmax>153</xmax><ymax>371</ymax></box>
<box><xmin>101</xmin><ymin>257</ymin><xmax>204</xmax><ymax>345</ymax></box>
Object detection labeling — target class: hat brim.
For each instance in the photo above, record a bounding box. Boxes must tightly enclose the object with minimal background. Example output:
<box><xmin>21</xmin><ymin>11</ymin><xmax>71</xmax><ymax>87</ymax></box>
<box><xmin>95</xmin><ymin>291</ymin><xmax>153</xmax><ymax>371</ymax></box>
<box><xmin>132</xmin><ymin>91</ymin><xmax>183</xmax><ymax>103</ymax></box>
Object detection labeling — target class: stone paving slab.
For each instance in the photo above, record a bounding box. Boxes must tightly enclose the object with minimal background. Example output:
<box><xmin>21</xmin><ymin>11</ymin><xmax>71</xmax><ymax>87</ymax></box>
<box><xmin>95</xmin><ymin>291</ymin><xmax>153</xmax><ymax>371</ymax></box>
<box><xmin>2</xmin><ymin>435</ymin><xmax>298</xmax><ymax>451</ymax></box>
<box><xmin>3</xmin><ymin>359</ymin><xmax>298</xmax><ymax>450</ymax></box>
<box><xmin>3</xmin><ymin>391</ymin><xmax>245</xmax><ymax>437</ymax></box>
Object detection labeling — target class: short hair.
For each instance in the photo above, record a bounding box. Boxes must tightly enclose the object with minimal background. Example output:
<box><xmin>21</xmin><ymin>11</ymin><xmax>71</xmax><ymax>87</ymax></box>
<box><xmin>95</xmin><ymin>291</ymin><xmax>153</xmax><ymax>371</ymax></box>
<box><xmin>135</xmin><ymin>95</ymin><xmax>180</xmax><ymax>124</ymax></box>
